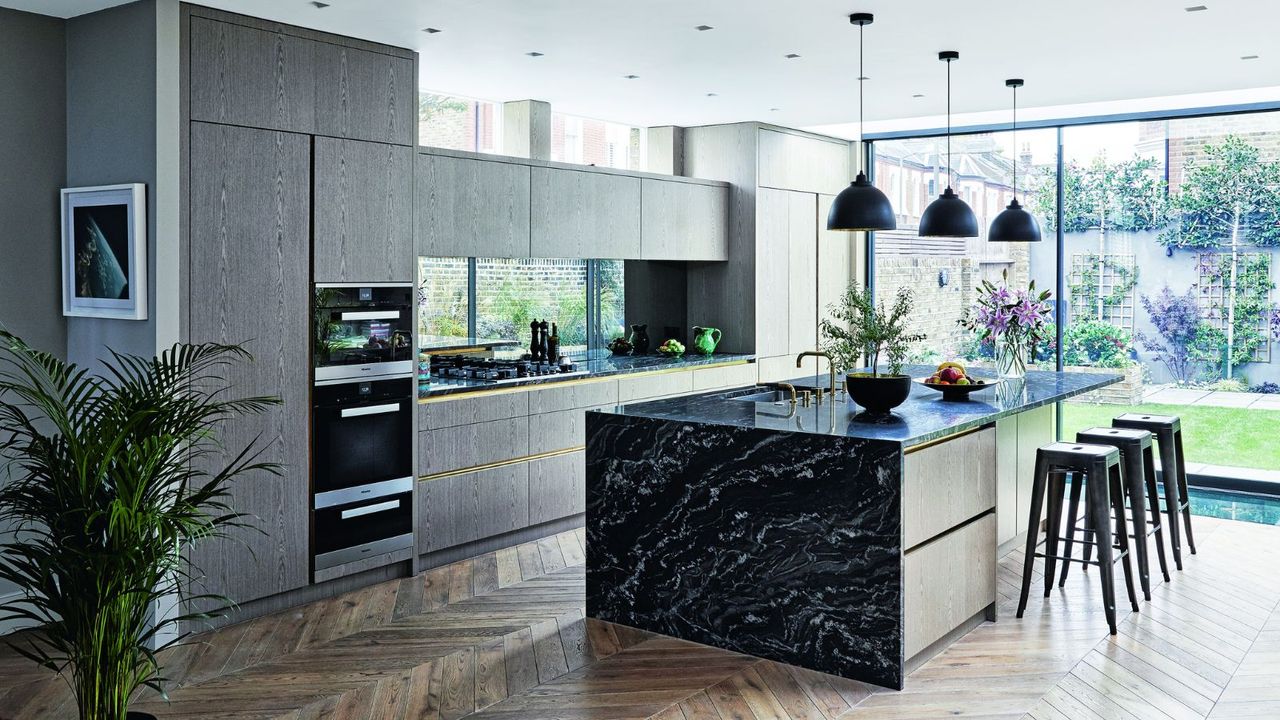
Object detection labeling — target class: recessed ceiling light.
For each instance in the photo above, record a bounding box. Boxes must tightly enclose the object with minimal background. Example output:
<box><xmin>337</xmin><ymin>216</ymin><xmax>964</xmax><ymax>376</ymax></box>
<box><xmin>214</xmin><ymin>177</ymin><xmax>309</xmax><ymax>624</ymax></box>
<box><xmin>858</xmin><ymin>75</ymin><xmax>870</xmax><ymax>81</ymax></box>
<box><xmin>912</xmin><ymin>93</ymin><xmax>925</xmax><ymax>98</ymax></box>
<box><xmin>310</xmin><ymin>1</ymin><xmax>329</xmax><ymax>7</ymax></box>
<box><xmin>769</xmin><ymin>108</ymin><xmax>781</xmax><ymax>112</ymax></box>
<box><xmin>526</xmin><ymin>51</ymin><xmax>544</xmax><ymax>57</ymax></box>
<box><xmin>706</xmin><ymin>92</ymin><xmax>718</xmax><ymax>97</ymax></box>
<box><xmin>422</xmin><ymin>27</ymin><xmax>442</xmax><ymax>34</ymax></box>
<box><xmin>695</xmin><ymin>25</ymin><xmax>714</xmax><ymax>31</ymax></box>
<box><xmin>1185</xmin><ymin>5</ymin><xmax>1207</xmax><ymax>11</ymax></box>
<box><xmin>785</xmin><ymin>53</ymin><xmax>801</xmax><ymax>59</ymax></box>
<box><xmin>1242</xmin><ymin>54</ymin><xmax>1260</xmax><ymax>60</ymax></box>
<box><xmin>623</xmin><ymin>74</ymin><xmax>640</xmax><ymax>79</ymax></box>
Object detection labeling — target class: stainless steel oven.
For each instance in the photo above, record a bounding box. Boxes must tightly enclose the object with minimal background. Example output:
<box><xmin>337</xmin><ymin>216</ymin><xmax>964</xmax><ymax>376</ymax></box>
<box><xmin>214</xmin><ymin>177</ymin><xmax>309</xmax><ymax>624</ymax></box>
<box><xmin>314</xmin><ymin>283</ymin><xmax>414</xmax><ymax>382</ymax></box>
<box><xmin>314</xmin><ymin>491</ymin><xmax>413</xmax><ymax>570</ymax></box>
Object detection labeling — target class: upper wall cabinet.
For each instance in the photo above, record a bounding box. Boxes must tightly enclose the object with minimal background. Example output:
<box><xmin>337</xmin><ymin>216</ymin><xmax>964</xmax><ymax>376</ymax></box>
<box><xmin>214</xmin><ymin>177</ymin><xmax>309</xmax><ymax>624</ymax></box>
<box><xmin>190</xmin><ymin>16</ymin><xmax>316</xmax><ymax>134</ymax></box>
<box><xmin>530</xmin><ymin>167</ymin><xmax>641</xmax><ymax>259</ymax></box>
<box><xmin>640</xmin><ymin>179</ymin><xmax>728</xmax><ymax>261</ymax></box>
<box><xmin>314</xmin><ymin>137</ymin><xmax>413</xmax><ymax>282</ymax></box>
<box><xmin>757</xmin><ymin>128</ymin><xmax>851</xmax><ymax>196</ymax></box>
<box><xmin>416</xmin><ymin>153</ymin><xmax>531</xmax><ymax>258</ymax></box>
<box><xmin>313</xmin><ymin>43</ymin><xmax>415</xmax><ymax>146</ymax></box>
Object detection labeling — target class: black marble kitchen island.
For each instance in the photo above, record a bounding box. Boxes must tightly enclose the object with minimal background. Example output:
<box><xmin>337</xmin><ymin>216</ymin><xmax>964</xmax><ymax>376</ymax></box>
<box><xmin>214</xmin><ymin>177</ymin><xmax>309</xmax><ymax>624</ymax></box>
<box><xmin>586</xmin><ymin>369</ymin><xmax>1120</xmax><ymax>689</ymax></box>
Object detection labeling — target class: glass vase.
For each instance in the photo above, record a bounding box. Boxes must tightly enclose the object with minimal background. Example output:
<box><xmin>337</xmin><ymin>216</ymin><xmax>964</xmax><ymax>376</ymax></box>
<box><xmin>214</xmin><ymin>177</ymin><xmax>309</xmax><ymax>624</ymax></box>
<box><xmin>996</xmin><ymin>334</ymin><xmax>1027</xmax><ymax>380</ymax></box>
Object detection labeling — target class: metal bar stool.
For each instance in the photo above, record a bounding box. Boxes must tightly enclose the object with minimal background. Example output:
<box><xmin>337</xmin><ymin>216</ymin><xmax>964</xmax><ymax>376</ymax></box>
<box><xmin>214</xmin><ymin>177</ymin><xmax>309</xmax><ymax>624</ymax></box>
<box><xmin>1113</xmin><ymin>413</ymin><xmax>1196</xmax><ymax>569</ymax></box>
<box><xmin>1060</xmin><ymin>427</ymin><xmax>1172</xmax><ymax>601</ymax></box>
<box><xmin>1016</xmin><ymin>442</ymin><xmax>1139</xmax><ymax>635</ymax></box>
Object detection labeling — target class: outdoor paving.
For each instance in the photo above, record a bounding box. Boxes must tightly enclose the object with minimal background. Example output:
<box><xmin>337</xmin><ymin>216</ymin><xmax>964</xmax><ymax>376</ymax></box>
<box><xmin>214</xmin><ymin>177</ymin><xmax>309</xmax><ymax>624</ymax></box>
<box><xmin>1143</xmin><ymin>384</ymin><xmax>1280</xmax><ymax>410</ymax></box>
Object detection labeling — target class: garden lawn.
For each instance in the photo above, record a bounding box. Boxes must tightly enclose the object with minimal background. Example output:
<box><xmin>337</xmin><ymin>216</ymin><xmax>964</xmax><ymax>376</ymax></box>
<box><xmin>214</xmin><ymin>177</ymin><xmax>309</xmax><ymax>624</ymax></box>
<box><xmin>1060</xmin><ymin>401</ymin><xmax>1280</xmax><ymax>471</ymax></box>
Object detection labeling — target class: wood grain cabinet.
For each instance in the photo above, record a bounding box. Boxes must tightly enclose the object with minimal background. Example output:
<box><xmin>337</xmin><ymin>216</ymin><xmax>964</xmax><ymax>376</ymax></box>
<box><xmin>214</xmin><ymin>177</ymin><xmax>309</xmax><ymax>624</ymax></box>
<box><xmin>416</xmin><ymin>153</ymin><xmax>531</xmax><ymax>258</ymax></box>
<box><xmin>187</xmin><ymin>122</ymin><xmax>311</xmax><ymax>603</ymax></box>
<box><xmin>902</xmin><ymin>428</ymin><xmax>997</xmax><ymax>549</ymax></box>
<box><xmin>189</xmin><ymin>16</ymin><xmax>316</xmax><ymax>134</ymax></box>
<box><xmin>418</xmin><ymin>417</ymin><xmax>530</xmax><ymax>477</ymax></box>
<box><xmin>531</xmin><ymin>166</ymin><xmax>641</xmax><ymax>259</ymax></box>
<box><xmin>640</xmin><ymin>179</ymin><xmax>728</xmax><ymax>261</ymax></box>
<box><xmin>313</xmin><ymin>137</ymin><xmax>413</xmax><ymax>282</ymax></box>
<box><xmin>418</xmin><ymin>464</ymin><xmax>530</xmax><ymax>553</ymax></box>
<box><xmin>529</xmin><ymin>451</ymin><xmax>586</xmax><ymax>525</ymax></box>
<box><xmin>313</xmin><ymin>42</ymin><xmax>415</xmax><ymax>146</ymax></box>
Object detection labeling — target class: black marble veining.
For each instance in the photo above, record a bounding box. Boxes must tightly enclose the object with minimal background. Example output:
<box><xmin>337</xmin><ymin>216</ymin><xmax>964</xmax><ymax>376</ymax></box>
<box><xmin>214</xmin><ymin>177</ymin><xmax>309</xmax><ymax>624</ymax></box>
<box><xmin>608</xmin><ymin>367</ymin><xmax>1121</xmax><ymax>448</ymax></box>
<box><xmin>586</xmin><ymin>412</ymin><xmax>905</xmax><ymax>688</ymax></box>
<box><xmin>420</xmin><ymin>352</ymin><xmax>754</xmax><ymax>398</ymax></box>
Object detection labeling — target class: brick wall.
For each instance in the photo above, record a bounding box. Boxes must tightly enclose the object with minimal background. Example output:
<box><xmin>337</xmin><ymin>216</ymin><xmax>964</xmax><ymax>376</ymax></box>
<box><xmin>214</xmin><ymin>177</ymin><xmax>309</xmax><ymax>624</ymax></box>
<box><xmin>875</xmin><ymin>257</ymin><xmax>977</xmax><ymax>360</ymax></box>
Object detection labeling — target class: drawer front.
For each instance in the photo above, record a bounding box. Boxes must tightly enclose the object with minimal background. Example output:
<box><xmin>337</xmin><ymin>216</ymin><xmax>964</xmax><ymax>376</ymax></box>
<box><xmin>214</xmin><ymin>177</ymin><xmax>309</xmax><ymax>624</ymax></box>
<box><xmin>418</xmin><ymin>417</ymin><xmax>529</xmax><ymax>477</ymax></box>
<box><xmin>418</xmin><ymin>463</ymin><xmax>530</xmax><ymax>553</ymax></box>
<box><xmin>617</xmin><ymin>371</ymin><xmax>694</xmax><ymax>403</ymax></box>
<box><xmin>529</xmin><ymin>404</ymin><xmax>612</xmax><ymax>454</ymax></box>
<box><xmin>529</xmin><ymin>451</ymin><xmax>586</xmax><ymax>525</ymax></box>
<box><xmin>902</xmin><ymin>427</ymin><xmax>997</xmax><ymax>549</ymax></box>
<box><xmin>527</xmin><ymin>379</ymin><xmax>618</xmax><ymax>414</ymax></box>
<box><xmin>691</xmin><ymin>363</ymin><xmax>756</xmax><ymax>391</ymax></box>
<box><xmin>418</xmin><ymin>392</ymin><xmax>530</xmax><ymax>430</ymax></box>
<box><xmin>903</xmin><ymin>514</ymin><xmax>996</xmax><ymax>659</ymax></box>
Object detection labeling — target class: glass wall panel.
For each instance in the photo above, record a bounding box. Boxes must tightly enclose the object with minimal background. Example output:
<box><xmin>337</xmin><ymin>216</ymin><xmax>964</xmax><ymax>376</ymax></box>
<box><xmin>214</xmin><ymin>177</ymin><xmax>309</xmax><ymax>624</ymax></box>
<box><xmin>871</xmin><ymin>129</ymin><xmax>1059</xmax><ymax>367</ymax></box>
<box><xmin>475</xmin><ymin>258</ymin><xmax>590</xmax><ymax>351</ymax></box>
<box><xmin>417</xmin><ymin>257</ymin><xmax>469</xmax><ymax>341</ymax></box>
<box><xmin>551</xmin><ymin>112</ymin><xmax>642</xmax><ymax>170</ymax></box>
<box><xmin>419</xmin><ymin>92</ymin><xmax>502</xmax><ymax>153</ymax></box>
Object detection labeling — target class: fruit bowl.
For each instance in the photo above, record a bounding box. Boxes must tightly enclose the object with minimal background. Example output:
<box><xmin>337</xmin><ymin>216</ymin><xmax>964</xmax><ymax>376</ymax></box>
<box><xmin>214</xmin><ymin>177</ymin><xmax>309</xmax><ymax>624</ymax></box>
<box><xmin>916</xmin><ymin>376</ymin><xmax>1000</xmax><ymax>401</ymax></box>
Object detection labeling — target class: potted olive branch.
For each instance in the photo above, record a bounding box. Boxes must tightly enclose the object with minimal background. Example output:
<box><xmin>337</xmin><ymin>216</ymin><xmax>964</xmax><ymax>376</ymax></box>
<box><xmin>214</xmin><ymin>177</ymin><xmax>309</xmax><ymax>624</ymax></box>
<box><xmin>820</xmin><ymin>282</ymin><xmax>926</xmax><ymax>418</ymax></box>
<box><xmin>0</xmin><ymin>331</ymin><xmax>279</xmax><ymax>720</ymax></box>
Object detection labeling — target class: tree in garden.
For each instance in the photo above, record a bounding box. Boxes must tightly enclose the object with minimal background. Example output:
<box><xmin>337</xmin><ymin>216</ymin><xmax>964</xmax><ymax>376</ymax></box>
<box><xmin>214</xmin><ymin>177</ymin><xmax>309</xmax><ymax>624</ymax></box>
<box><xmin>1138</xmin><ymin>286</ymin><xmax>1204</xmax><ymax>384</ymax></box>
<box><xmin>1161</xmin><ymin>135</ymin><xmax>1280</xmax><ymax>378</ymax></box>
<box><xmin>1030</xmin><ymin>155</ymin><xmax>1166</xmax><ymax>319</ymax></box>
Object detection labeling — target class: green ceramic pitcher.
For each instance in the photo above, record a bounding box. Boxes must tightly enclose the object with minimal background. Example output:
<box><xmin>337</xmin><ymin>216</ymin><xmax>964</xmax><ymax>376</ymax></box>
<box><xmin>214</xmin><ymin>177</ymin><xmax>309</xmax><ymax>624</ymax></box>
<box><xmin>692</xmin><ymin>326</ymin><xmax>722</xmax><ymax>355</ymax></box>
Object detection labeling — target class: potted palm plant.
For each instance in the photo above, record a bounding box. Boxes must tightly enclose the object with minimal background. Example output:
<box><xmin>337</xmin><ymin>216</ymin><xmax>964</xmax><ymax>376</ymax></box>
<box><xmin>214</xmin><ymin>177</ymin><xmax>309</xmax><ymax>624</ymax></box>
<box><xmin>0</xmin><ymin>331</ymin><xmax>279</xmax><ymax>720</ymax></box>
<box><xmin>821</xmin><ymin>282</ymin><xmax>926</xmax><ymax>418</ymax></box>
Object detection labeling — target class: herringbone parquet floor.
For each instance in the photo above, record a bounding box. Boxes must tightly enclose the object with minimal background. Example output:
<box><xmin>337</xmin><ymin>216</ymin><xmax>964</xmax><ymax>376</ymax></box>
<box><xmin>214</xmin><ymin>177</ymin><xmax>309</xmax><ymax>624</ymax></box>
<box><xmin>1</xmin><ymin>516</ymin><xmax>1278</xmax><ymax>720</ymax></box>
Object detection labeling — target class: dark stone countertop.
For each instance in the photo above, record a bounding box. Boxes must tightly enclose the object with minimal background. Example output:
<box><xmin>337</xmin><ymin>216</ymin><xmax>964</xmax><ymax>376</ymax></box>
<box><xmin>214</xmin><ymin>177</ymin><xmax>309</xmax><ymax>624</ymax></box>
<box><xmin>419</xmin><ymin>352</ymin><xmax>755</xmax><ymax>399</ymax></box>
<box><xmin>596</xmin><ymin>367</ymin><xmax>1121</xmax><ymax>448</ymax></box>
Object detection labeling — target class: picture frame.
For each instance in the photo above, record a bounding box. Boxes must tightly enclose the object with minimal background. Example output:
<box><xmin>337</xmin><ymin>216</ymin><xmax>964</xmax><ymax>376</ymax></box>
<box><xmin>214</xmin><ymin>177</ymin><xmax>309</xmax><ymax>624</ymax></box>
<box><xmin>60</xmin><ymin>183</ymin><xmax>147</xmax><ymax>320</ymax></box>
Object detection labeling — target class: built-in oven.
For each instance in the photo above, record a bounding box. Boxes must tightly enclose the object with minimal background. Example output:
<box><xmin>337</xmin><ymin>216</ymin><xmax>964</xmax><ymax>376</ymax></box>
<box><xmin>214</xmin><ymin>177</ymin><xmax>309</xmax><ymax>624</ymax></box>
<box><xmin>312</xmin><ymin>376</ymin><xmax>414</xmax><ymax>505</ymax></box>
<box><xmin>314</xmin><ymin>491</ymin><xmax>413</xmax><ymax>570</ymax></box>
<box><xmin>314</xmin><ymin>283</ymin><xmax>414</xmax><ymax>382</ymax></box>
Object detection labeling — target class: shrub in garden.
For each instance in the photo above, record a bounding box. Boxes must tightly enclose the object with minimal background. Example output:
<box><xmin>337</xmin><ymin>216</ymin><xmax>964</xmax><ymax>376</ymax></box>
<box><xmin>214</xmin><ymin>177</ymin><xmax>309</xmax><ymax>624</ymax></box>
<box><xmin>1063</xmin><ymin>320</ymin><xmax>1133</xmax><ymax>368</ymax></box>
<box><xmin>1137</xmin><ymin>286</ymin><xmax>1202</xmax><ymax>384</ymax></box>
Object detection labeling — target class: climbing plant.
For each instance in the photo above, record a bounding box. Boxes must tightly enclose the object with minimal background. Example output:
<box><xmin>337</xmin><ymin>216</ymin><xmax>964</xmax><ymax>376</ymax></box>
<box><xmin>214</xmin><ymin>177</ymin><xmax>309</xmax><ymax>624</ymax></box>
<box><xmin>1030</xmin><ymin>155</ymin><xmax>1168</xmax><ymax>234</ymax></box>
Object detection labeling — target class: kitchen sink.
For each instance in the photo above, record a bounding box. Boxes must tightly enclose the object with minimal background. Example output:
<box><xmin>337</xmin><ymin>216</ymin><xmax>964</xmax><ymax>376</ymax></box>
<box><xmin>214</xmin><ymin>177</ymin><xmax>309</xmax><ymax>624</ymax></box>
<box><xmin>730</xmin><ymin>388</ymin><xmax>796</xmax><ymax>404</ymax></box>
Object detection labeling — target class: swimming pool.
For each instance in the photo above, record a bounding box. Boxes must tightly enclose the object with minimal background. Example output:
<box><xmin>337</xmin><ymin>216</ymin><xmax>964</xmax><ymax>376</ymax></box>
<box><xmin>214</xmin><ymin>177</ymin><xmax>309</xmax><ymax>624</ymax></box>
<box><xmin>1188</xmin><ymin>487</ymin><xmax>1280</xmax><ymax>525</ymax></box>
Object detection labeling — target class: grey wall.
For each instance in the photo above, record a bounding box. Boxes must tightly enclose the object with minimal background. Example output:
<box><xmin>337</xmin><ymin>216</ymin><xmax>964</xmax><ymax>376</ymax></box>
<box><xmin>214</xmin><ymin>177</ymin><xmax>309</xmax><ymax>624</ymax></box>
<box><xmin>65</xmin><ymin>0</ymin><xmax>159</xmax><ymax>370</ymax></box>
<box><xmin>0</xmin><ymin>8</ymin><xmax>67</xmax><ymax>359</ymax></box>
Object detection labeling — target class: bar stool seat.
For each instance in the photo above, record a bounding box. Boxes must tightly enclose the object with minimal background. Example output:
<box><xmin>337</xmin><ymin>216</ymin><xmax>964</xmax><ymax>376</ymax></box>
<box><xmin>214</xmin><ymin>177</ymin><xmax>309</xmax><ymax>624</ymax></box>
<box><xmin>1061</xmin><ymin>427</ymin><xmax>1172</xmax><ymax>600</ymax></box>
<box><xmin>1017</xmin><ymin>442</ymin><xmax>1139</xmax><ymax>635</ymax></box>
<box><xmin>1113</xmin><ymin>413</ymin><xmax>1196</xmax><ymax>570</ymax></box>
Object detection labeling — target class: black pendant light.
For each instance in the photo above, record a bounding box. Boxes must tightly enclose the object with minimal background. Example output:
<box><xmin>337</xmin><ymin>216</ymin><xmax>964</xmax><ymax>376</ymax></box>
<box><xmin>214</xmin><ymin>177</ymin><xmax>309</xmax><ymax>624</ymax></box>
<box><xmin>826</xmin><ymin>12</ymin><xmax>896</xmax><ymax>232</ymax></box>
<box><xmin>988</xmin><ymin>79</ymin><xmax>1042</xmax><ymax>242</ymax></box>
<box><xmin>918</xmin><ymin>51</ymin><xmax>979</xmax><ymax>238</ymax></box>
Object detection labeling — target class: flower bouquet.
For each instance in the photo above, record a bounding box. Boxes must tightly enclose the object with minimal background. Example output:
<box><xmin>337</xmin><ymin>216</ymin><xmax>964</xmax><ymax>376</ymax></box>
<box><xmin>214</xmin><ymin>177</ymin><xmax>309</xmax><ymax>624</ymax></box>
<box><xmin>960</xmin><ymin>271</ymin><xmax>1053</xmax><ymax>379</ymax></box>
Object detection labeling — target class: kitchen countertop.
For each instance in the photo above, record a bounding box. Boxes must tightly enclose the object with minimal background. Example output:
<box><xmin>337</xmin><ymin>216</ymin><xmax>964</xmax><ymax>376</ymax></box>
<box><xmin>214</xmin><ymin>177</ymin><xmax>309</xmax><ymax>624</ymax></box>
<box><xmin>419</xmin><ymin>352</ymin><xmax>755</xmax><ymax>399</ymax></box>
<box><xmin>598</xmin><ymin>367</ymin><xmax>1121</xmax><ymax>447</ymax></box>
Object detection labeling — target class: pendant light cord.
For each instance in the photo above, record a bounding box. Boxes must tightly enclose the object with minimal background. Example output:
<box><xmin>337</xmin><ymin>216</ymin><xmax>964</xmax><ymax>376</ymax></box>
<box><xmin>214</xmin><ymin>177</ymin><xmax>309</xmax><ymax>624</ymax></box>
<box><xmin>946</xmin><ymin>57</ymin><xmax>952</xmax><ymax>190</ymax></box>
<box><xmin>858</xmin><ymin>20</ymin><xmax>865</xmax><ymax>174</ymax></box>
<box><xmin>1012</xmin><ymin>83</ymin><xmax>1018</xmax><ymax>198</ymax></box>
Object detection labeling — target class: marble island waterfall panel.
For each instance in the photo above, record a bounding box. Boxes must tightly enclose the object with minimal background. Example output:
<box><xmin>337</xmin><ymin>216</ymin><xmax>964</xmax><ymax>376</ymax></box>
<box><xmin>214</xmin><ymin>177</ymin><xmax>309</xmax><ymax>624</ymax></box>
<box><xmin>586</xmin><ymin>412</ymin><xmax>906</xmax><ymax>689</ymax></box>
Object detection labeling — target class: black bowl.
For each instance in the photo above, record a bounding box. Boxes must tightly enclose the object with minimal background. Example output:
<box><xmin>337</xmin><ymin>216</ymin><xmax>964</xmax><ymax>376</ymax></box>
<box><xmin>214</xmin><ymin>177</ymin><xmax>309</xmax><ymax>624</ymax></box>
<box><xmin>916</xmin><ymin>376</ymin><xmax>1000</xmax><ymax>402</ymax></box>
<box><xmin>844</xmin><ymin>373</ymin><xmax>913</xmax><ymax>416</ymax></box>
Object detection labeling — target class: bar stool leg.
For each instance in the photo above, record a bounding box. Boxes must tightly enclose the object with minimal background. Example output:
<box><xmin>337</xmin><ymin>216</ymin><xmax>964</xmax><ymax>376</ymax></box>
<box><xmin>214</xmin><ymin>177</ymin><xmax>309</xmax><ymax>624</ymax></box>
<box><xmin>1017</xmin><ymin>453</ymin><xmax>1050</xmax><ymax>619</ymax></box>
<box><xmin>1110</xmin><ymin>462</ymin><xmax>1140</xmax><ymax>612</ymax></box>
<box><xmin>1142</xmin><ymin>445</ymin><xmax>1171</xmax><ymax>583</ymax></box>
<box><xmin>1043</xmin><ymin>470</ymin><xmax>1066</xmax><ymax>599</ymax></box>
<box><xmin>1155</xmin><ymin>433</ymin><xmax>1184</xmax><ymax>571</ymax></box>
<box><xmin>1122</xmin><ymin>448</ymin><xmax>1152</xmax><ymax>601</ymax></box>
<box><xmin>1087</xmin><ymin>459</ymin><xmax>1118</xmax><ymax>635</ymax></box>
<box><xmin>1174</xmin><ymin>430</ymin><xmax>1197</xmax><ymax>555</ymax></box>
<box><xmin>1058</xmin><ymin>472</ymin><xmax>1085</xmax><ymax>588</ymax></box>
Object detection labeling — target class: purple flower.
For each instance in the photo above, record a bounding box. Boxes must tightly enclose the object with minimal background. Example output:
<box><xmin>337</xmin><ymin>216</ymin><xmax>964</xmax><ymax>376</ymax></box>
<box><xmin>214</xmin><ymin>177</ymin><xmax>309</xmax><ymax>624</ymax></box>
<box><xmin>989</xmin><ymin>308</ymin><xmax>1011</xmax><ymax>335</ymax></box>
<box><xmin>1012</xmin><ymin>297</ymin><xmax>1041</xmax><ymax>327</ymax></box>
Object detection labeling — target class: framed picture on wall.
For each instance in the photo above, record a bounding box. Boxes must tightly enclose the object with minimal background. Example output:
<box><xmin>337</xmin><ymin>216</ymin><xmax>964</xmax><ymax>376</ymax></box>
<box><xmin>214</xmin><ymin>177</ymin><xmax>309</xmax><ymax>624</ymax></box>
<box><xmin>60</xmin><ymin>183</ymin><xmax>147</xmax><ymax>320</ymax></box>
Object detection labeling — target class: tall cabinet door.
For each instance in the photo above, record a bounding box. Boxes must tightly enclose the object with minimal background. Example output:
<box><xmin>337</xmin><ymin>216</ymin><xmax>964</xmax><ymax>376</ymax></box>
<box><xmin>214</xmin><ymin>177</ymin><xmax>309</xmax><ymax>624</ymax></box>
<box><xmin>314</xmin><ymin>137</ymin><xmax>413</xmax><ymax>283</ymax></box>
<box><xmin>787</xmin><ymin>191</ymin><xmax>818</xmax><ymax>355</ymax></box>
<box><xmin>188</xmin><ymin>122</ymin><xmax>311</xmax><ymax>604</ymax></box>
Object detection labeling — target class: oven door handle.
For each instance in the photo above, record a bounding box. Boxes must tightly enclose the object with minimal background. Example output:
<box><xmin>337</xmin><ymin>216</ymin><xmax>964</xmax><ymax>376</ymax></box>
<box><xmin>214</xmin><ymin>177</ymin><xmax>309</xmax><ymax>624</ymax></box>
<box><xmin>340</xmin><ymin>499</ymin><xmax>400</xmax><ymax>520</ymax></box>
<box><xmin>339</xmin><ymin>310</ymin><xmax>401</xmax><ymax>321</ymax></box>
<box><xmin>339</xmin><ymin>403</ymin><xmax>403</xmax><ymax>418</ymax></box>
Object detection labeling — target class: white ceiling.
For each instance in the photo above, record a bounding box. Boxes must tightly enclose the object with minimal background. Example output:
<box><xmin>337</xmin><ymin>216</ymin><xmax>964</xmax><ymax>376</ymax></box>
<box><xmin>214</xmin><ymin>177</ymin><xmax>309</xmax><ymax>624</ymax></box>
<box><xmin>9</xmin><ymin>0</ymin><xmax>1280</xmax><ymax>133</ymax></box>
